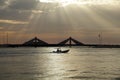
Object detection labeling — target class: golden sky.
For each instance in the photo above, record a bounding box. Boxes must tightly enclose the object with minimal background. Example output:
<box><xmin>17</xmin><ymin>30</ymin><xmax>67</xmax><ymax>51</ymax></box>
<box><xmin>0</xmin><ymin>0</ymin><xmax>120</xmax><ymax>44</ymax></box>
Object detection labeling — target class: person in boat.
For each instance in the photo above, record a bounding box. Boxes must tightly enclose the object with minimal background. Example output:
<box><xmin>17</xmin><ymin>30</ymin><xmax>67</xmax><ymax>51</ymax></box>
<box><xmin>57</xmin><ymin>48</ymin><xmax>61</xmax><ymax>52</ymax></box>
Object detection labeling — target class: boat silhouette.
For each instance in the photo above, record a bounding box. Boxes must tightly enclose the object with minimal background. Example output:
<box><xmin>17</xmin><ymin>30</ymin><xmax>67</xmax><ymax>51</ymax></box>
<box><xmin>53</xmin><ymin>48</ymin><xmax>69</xmax><ymax>53</ymax></box>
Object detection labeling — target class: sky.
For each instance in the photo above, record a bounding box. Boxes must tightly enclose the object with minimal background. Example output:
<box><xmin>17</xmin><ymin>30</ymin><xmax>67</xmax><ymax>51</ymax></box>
<box><xmin>0</xmin><ymin>0</ymin><xmax>120</xmax><ymax>44</ymax></box>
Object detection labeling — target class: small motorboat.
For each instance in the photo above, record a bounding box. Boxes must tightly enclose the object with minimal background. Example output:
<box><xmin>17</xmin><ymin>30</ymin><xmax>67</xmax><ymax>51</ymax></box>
<box><xmin>53</xmin><ymin>48</ymin><xmax>70</xmax><ymax>53</ymax></box>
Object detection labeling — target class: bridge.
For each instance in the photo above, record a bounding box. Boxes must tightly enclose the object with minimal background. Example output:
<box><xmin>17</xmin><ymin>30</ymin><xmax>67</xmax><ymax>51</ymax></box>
<box><xmin>23</xmin><ymin>37</ymin><xmax>48</xmax><ymax>47</ymax></box>
<box><xmin>58</xmin><ymin>37</ymin><xmax>84</xmax><ymax>46</ymax></box>
<box><xmin>22</xmin><ymin>37</ymin><xmax>84</xmax><ymax>47</ymax></box>
<box><xmin>2</xmin><ymin>36</ymin><xmax>119</xmax><ymax>48</ymax></box>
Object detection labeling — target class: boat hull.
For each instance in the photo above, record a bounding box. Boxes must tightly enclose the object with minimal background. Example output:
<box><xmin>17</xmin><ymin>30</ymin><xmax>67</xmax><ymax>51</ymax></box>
<box><xmin>53</xmin><ymin>50</ymin><xmax>69</xmax><ymax>53</ymax></box>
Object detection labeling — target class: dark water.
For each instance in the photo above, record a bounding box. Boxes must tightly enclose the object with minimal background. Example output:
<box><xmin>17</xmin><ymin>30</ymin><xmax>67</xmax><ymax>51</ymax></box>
<box><xmin>0</xmin><ymin>47</ymin><xmax>120</xmax><ymax>80</ymax></box>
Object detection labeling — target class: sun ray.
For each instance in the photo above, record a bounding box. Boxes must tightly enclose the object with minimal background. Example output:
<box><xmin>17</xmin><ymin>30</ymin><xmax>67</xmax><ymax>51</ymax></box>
<box><xmin>39</xmin><ymin>0</ymin><xmax>120</xmax><ymax>6</ymax></box>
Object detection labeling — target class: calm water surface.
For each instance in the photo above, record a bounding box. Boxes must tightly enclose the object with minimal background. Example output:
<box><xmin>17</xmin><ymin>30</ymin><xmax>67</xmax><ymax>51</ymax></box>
<box><xmin>0</xmin><ymin>47</ymin><xmax>120</xmax><ymax>80</ymax></box>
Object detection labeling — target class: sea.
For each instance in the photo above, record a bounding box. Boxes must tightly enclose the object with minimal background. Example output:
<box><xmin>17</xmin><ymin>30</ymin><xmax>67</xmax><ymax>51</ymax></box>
<box><xmin>0</xmin><ymin>47</ymin><xmax>120</xmax><ymax>80</ymax></box>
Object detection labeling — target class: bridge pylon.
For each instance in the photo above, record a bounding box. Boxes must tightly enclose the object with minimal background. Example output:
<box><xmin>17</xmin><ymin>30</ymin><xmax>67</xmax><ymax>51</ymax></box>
<box><xmin>58</xmin><ymin>37</ymin><xmax>84</xmax><ymax>46</ymax></box>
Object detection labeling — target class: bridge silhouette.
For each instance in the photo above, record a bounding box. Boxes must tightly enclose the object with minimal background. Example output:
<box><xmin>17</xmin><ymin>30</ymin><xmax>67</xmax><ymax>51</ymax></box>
<box><xmin>58</xmin><ymin>37</ymin><xmax>84</xmax><ymax>46</ymax></box>
<box><xmin>23</xmin><ymin>37</ymin><xmax>48</xmax><ymax>47</ymax></box>
<box><xmin>1</xmin><ymin>37</ymin><xmax>120</xmax><ymax>48</ymax></box>
<box><xmin>22</xmin><ymin>37</ymin><xmax>84</xmax><ymax>47</ymax></box>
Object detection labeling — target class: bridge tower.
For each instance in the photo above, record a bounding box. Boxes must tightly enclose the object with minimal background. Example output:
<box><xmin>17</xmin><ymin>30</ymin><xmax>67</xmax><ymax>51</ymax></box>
<box><xmin>23</xmin><ymin>37</ymin><xmax>48</xmax><ymax>47</ymax></box>
<box><xmin>58</xmin><ymin>37</ymin><xmax>84</xmax><ymax>46</ymax></box>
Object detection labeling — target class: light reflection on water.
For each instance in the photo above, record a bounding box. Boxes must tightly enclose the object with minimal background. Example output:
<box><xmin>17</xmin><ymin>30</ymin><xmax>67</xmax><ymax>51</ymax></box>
<box><xmin>0</xmin><ymin>47</ymin><xmax>120</xmax><ymax>80</ymax></box>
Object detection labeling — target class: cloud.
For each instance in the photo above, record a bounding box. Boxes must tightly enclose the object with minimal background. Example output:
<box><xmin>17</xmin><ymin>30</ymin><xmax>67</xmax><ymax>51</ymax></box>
<box><xmin>0</xmin><ymin>9</ymin><xmax>31</xmax><ymax>21</ymax></box>
<box><xmin>0</xmin><ymin>0</ymin><xmax>59</xmax><ymax>23</ymax></box>
<box><xmin>0</xmin><ymin>19</ymin><xmax>28</xmax><ymax>24</ymax></box>
<box><xmin>9</xmin><ymin>0</ymin><xmax>39</xmax><ymax>10</ymax></box>
<box><xmin>0</xmin><ymin>27</ymin><xmax>3</xmax><ymax>30</ymax></box>
<box><xmin>0</xmin><ymin>0</ymin><xmax>6</xmax><ymax>6</ymax></box>
<box><xmin>0</xmin><ymin>0</ymin><xmax>10</xmax><ymax>9</ymax></box>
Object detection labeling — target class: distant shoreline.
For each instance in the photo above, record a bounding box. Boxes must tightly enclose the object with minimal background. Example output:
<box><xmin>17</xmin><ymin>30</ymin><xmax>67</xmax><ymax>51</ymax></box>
<box><xmin>0</xmin><ymin>44</ymin><xmax>120</xmax><ymax>48</ymax></box>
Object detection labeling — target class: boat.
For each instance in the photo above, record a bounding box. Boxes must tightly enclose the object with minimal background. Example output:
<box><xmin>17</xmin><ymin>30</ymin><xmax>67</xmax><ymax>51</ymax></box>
<box><xmin>52</xmin><ymin>48</ymin><xmax>70</xmax><ymax>53</ymax></box>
